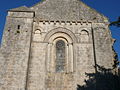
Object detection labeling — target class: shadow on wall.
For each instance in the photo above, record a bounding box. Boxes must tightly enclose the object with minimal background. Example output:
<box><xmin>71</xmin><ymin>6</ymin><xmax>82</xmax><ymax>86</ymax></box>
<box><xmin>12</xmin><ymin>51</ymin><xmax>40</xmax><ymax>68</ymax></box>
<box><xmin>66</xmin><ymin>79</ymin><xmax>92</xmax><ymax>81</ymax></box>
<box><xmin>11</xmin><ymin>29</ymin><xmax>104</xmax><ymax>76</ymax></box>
<box><xmin>77</xmin><ymin>64</ymin><xmax>120</xmax><ymax>90</ymax></box>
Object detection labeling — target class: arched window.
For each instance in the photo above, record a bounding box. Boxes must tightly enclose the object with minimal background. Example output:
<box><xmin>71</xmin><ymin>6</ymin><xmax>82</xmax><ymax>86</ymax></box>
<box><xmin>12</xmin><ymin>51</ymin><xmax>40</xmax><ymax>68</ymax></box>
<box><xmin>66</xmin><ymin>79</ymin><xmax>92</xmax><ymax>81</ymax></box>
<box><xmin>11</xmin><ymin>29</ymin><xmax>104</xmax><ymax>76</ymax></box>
<box><xmin>46</xmin><ymin>32</ymin><xmax>74</xmax><ymax>73</ymax></box>
<box><xmin>56</xmin><ymin>40</ymin><xmax>65</xmax><ymax>72</ymax></box>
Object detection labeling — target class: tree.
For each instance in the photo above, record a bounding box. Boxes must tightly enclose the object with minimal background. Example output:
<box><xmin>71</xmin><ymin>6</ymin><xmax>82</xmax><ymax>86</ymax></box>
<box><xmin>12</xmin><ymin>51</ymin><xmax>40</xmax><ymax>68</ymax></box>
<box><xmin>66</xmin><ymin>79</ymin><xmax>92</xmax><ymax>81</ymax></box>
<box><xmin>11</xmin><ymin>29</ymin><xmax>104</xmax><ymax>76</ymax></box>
<box><xmin>77</xmin><ymin>64</ymin><xmax>120</xmax><ymax>90</ymax></box>
<box><xmin>109</xmin><ymin>16</ymin><xmax>120</xmax><ymax>69</ymax></box>
<box><xmin>110</xmin><ymin>16</ymin><xmax>120</xmax><ymax>27</ymax></box>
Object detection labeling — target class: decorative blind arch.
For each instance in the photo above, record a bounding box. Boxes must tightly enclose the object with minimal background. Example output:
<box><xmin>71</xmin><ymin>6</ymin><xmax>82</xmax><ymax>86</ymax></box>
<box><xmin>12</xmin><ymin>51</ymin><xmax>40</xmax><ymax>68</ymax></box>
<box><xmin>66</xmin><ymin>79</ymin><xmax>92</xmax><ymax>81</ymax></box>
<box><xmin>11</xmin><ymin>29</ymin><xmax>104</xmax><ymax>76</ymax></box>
<box><xmin>80</xmin><ymin>30</ymin><xmax>89</xmax><ymax>43</ymax></box>
<box><xmin>34</xmin><ymin>29</ymin><xmax>41</xmax><ymax>34</ymax></box>
<box><xmin>33</xmin><ymin>29</ymin><xmax>42</xmax><ymax>41</ymax></box>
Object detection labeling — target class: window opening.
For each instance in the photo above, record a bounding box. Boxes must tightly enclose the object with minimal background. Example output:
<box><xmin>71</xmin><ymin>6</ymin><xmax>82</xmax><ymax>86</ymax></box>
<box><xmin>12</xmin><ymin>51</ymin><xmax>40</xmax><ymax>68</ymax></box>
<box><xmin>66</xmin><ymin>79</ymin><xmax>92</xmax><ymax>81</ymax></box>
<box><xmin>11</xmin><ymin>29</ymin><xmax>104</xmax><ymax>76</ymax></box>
<box><xmin>18</xmin><ymin>25</ymin><xmax>20</xmax><ymax>29</ymax></box>
<box><xmin>56</xmin><ymin>40</ymin><xmax>65</xmax><ymax>72</ymax></box>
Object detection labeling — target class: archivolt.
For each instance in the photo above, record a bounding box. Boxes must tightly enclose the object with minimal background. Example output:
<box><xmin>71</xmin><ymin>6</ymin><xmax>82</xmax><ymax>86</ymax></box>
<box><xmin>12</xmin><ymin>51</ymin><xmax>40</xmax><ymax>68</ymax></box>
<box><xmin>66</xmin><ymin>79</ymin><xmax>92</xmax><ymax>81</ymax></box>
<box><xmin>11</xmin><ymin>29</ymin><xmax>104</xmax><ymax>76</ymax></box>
<box><xmin>44</xmin><ymin>27</ymin><xmax>77</xmax><ymax>43</ymax></box>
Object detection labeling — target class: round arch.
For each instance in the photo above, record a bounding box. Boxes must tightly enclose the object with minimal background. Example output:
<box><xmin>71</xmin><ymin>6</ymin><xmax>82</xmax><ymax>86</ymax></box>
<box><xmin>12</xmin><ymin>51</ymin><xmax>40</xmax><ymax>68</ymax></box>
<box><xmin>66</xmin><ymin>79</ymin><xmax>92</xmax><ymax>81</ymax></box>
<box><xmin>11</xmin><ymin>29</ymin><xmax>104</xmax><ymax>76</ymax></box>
<box><xmin>44</xmin><ymin>27</ymin><xmax>77</xmax><ymax>43</ymax></box>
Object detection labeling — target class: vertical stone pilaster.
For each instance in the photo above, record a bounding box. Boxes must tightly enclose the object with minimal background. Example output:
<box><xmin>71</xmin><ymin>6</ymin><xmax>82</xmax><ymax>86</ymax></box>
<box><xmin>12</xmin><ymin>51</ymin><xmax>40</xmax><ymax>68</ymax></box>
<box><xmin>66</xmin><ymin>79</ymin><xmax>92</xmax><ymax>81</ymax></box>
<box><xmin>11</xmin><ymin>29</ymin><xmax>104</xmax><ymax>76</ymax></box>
<box><xmin>68</xmin><ymin>43</ymin><xmax>74</xmax><ymax>72</ymax></box>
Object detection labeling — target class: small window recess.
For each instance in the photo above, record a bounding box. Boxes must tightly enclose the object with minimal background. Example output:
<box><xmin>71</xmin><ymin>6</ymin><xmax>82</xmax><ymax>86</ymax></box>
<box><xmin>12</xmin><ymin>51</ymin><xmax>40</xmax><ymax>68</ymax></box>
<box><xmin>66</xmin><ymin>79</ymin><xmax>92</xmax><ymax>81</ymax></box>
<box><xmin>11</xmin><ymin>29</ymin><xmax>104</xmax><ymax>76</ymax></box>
<box><xmin>17</xmin><ymin>30</ymin><xmax>20</xmax><ymax>33</ymax></box>
<box><xmin>18</xmin><ymin>25</ymin><xmax>20</xmax><ymax>29</ymax></box>
<box><xmin>8</xmin><ymin>27</ymin><xmax>11</xmax><ymax>32</ymax></box>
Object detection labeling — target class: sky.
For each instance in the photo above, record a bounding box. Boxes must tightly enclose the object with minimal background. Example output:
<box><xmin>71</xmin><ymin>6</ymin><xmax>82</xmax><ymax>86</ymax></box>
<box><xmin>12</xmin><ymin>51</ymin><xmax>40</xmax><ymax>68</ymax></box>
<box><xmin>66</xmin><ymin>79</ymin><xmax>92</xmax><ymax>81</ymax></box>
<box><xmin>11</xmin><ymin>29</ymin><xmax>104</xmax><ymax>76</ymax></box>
<box><xmin>0</xmin><ymin>0</ymin><xmax>120</xmax><ymax>61</ymax></box>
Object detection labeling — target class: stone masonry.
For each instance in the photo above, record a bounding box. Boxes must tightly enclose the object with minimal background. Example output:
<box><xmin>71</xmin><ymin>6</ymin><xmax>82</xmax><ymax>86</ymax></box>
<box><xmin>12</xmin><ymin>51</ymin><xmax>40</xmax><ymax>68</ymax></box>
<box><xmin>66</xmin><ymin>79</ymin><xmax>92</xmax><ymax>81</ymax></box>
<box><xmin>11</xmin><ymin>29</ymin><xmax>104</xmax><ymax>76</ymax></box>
<box><xmin>0</xmin><ymin>0</ymin><xmax>116</xmax><ymax>90</ymax></box>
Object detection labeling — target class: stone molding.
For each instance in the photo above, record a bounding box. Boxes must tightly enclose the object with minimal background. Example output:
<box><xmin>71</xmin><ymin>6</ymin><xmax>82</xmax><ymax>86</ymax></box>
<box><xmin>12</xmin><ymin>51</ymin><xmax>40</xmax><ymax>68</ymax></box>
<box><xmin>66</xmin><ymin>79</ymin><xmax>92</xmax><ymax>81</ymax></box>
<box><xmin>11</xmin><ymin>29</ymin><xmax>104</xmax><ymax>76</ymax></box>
<box><xmin>44</xmin><ymin>27</ymin><xmax>78</xmax><ymax>43</ymax></box>
<box><xmin>33</xmin><ymin>18</ymin><xmax>92</xmax><ymax>25</ymax></box>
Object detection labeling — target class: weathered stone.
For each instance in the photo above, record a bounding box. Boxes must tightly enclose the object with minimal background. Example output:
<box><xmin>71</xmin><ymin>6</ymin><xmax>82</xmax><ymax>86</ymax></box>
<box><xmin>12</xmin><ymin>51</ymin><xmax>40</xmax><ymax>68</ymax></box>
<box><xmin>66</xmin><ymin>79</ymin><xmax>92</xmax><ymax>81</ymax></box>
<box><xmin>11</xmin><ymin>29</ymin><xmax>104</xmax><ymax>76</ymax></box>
<box><xmin>0</xmin><ymin>0</ymin><xmax>117</xmax><ymax>90</ymax></box>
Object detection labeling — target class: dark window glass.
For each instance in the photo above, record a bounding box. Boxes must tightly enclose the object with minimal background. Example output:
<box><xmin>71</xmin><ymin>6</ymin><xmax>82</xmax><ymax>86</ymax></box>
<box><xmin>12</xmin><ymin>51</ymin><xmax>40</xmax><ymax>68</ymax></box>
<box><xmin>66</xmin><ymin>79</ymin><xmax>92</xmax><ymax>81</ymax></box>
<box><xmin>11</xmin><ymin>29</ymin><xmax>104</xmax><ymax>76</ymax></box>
<box><xmin>56</xmin><ymin>40</ymin><xmax>65</xmax><ymax>72</ymax></box>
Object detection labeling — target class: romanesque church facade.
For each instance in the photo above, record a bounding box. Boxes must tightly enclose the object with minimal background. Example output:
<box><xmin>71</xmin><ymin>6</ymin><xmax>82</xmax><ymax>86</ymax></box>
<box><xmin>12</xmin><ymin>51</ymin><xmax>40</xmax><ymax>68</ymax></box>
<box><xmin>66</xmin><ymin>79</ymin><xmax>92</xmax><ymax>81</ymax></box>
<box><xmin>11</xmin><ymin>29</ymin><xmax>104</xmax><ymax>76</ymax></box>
<box><xmin>0</xmin><ymin>0</ymin><xmax>117</xmax><ymax>90</ymax></box>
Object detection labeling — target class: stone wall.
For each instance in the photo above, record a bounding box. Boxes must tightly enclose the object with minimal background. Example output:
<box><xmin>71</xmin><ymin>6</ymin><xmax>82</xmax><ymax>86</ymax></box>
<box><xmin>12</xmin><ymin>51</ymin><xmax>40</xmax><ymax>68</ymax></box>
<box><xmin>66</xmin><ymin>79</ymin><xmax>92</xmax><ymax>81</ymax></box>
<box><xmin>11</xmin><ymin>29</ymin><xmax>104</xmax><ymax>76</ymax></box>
<box><xmin>0</xmin><ymin>0</ymin><xmax>116</xmax><ymax>90</ymax></box>
<box><xmin>28</xmin><ymin>21</ymin><xmax>97</xmax><ymax>89</ymax></box>
<box><xmin>0</xmin><ymin>11</ymin><xmax>34</xmax><ymax>90</ymax></box>
<box><xmin>93</xmin><ymin>23</ymin><xmax>114</xmax><ymax>69</ymax></box>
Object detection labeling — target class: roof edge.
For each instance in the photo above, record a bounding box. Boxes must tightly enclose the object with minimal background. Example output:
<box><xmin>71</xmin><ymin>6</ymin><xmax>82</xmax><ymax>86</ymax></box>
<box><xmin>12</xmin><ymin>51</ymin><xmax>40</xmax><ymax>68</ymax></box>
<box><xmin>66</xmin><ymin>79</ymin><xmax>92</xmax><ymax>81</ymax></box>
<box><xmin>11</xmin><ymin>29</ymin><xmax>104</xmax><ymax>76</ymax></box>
<box><xmin>9</xmin><ymin>6</ymin><xmax>34</xmax><ymax>12</ymax></box>
<box><xmin>80</xmin><ymin>1</ymin><xmax>109</xmax><ymax>21</ymax></box>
